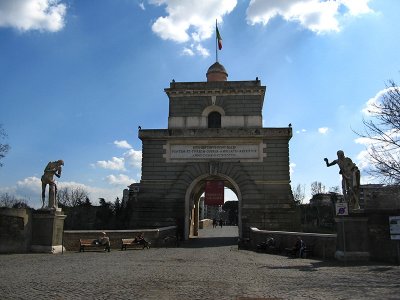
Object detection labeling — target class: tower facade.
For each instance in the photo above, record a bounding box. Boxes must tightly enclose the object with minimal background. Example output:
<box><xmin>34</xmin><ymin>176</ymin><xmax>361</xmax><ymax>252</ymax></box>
<box><xmin>130</xmin><ymin>62</ymin><xmax>298</xmax><ymax>240</ymax></box>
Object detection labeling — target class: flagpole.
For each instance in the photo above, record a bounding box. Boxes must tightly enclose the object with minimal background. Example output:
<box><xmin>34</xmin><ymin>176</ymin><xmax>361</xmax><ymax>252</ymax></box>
<box><xmin>215</xmin><ymin>19</ymin><xmax>218</xmax><ymax>63</ymax></box>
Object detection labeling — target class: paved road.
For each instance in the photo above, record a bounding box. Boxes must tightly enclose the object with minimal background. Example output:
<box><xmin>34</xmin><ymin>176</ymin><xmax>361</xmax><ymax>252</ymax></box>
<box><xmin>1</xmin><ymin>226</ymin><xmax>399</xmax><ymax>300</ymax></box>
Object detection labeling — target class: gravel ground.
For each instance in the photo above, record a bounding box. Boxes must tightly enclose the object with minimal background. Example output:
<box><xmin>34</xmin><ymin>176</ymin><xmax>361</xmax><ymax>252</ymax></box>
<box><xmin>0</xmin><ymin>226</ymin><xmax>399</xmax><ymax>300</ymax></box>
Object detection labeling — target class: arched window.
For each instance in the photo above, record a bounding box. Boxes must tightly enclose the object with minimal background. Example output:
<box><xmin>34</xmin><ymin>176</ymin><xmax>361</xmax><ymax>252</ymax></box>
<box><xmin>208</xmin><ymin>111</ymin><xmax>221</xmax><ymax>128</ymax></box>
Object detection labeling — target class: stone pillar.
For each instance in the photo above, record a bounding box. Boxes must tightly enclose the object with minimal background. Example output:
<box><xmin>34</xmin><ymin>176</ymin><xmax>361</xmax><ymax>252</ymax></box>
<box><xmin>199</xmin><ymin>198</ymin><xmax>205</xmax><ymax>220</ymax></box>
<box><xmin>193</xmin><ymin>200</ymin><xmax>199</xmax><ymax>236</ymax></box>
<box><xmin>31</xmin><ymin>209</ymin><xmax>66</xmax><ymax>254</ymax></box>
<box><xmin>335</xmin><ymin>211</ymin><xmax>370</xmax><ymax>261</ymax></box>
<box><xmin>189</xmin><ymin>207</ymin><xmax>194</xmax><ymax>237</ymax></box>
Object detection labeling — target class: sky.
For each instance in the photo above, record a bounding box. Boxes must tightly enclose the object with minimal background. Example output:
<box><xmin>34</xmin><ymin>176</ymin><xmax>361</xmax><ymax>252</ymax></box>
<box><xmin>1</xmin><ymin>0</ymin><xmax>400</xmax><ymax>208</ymax></box>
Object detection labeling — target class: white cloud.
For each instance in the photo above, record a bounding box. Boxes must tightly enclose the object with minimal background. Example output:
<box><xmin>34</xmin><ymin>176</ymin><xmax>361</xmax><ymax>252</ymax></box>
<box><xmin>139</xmin><ymin>2</ymin><xmax>145</xmax><ymax>10</ymax></box>
<box><xmin>12</xmin><ymin>176</ymin><xmax>42</xmax><ymax>201</ymax></box>
<box><xmin>355</xmin><ymin>128</ymin><xmax>400</xmax><ymax>146</ymax></box>
<box><xmin>290</xmin><ymin>162</ymin><xmax>296</xmax><ymax>175</ymax></box>
<box><xmin>114</xmin><ymin>140</ymin><xmax>132</xmax><ymax>149</ymax></box>
<box><xmin>358</xmin><ymin>86</ymin><xmax>400</xmax><ymax>174</ymax></box>
<box><xmin>296</xmin><ymin>129</ymin><xmax>307</xmax><ymax>134</ymax></box>
<box><xmin>106</xmin><ymin>174</ymin><xmax>136</xmax><ymax>187</ymax></box>
<box><xmin>181</xmin><ymin>47</ymin><xmax>195</xmax><ymax>56</ymax></box>
<box><xmin>196</xmin><ymin>44</ymin><xmax>210</xmax><ymax>57</ymax></box>
<box><xmin>96</xmin><ymin>157</ymin><xmax>126</xmax><ymax>171</ymax></box>
<box><xmin>359</xmin><ymin>174</ymin><xmax>376</xmax><ymax>185</ymax></box>
<box><xmin>355</xmin><ymin>148</ymin><xmax>370</xmax><ymax>171</ymax></box>
<box><xmin>181</xmin><ymin>44</ymin><xmax>210</xmax><ymax>57</ymax></box>
<box><xmin>355</xmin><ymin>129</ymin><xmax>400</xmax><ymax>175</ymax></box>
<box><xmin>92</xmin><ymin>144</ymin><xmax>141</xmax><ymax>192</ymax></box>
<box><xmin>57</xmin><ymin>181</ymin><xmax>124</xmax><ymax>203</ymax></box>
<box><xmin>246</xmin><ymin>0</ymin><xmax>373</xmax><ymax>34</ymax></box>
<box><xmin>17</xmin><ymin>176</ymin><xmax>41</xmax><ymax>190</ymax></box>
<box><xmin>93</xmin><ymin>144</ymin><xmax>142</xmax><ymax>172</ymax></box>
<box><xmin>0</xmin><ymin>0</ymin><xmax>67</xmax><ymax>32</ymax></box>
<box><xmin>149</xmin><ymin>0</ymin><xmax>236</xmax><ymax>43</ymax></box>
<box><xmin>318</xmin><ymin>127</ymin><xmax>329</xmax><ymax>134</ymax></box>
<box><xmin>361</xmin><ymin>87</ymin><xmax>399</xmax><ymax>115</ymax></box>
<box><xmin>124</xmin><ymin>149</ymin><xmax>142</xmax><ymax>168</ymax></box>
<box><xmin>340</xmin><ymin>0</ymin><xmax>372</xmax><ymax>16</ymax></box>
<box><xmin>354</xmin><ymin>136</ymin><xmax>372</xmax><ymax>146</ymax></box>
<box><xmin>0</xmin><ymin>177</ymin><xmax>123</xmax><ymax>208</ymax></box>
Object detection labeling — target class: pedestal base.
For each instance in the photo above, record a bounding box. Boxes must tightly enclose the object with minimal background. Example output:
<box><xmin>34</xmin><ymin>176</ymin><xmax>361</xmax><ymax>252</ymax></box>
<box><xmin>335</xmin><ymin>212</ymin><xmax>370</xmax><ymax>262</ymax></box>
<box><xmin>31</xmin><ymin>209</ymin><xmax>66</xmax><ymax>254</ymax></box>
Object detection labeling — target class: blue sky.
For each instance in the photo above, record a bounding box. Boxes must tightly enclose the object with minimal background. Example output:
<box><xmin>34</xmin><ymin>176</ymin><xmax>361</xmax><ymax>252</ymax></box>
<box><xmin>1</xmin><ymin>0</ymin><xmax>400</xmax><ymax>208</ymax></box>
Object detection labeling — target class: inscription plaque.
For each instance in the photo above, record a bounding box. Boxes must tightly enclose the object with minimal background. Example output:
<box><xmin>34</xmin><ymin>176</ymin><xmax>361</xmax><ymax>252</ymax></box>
<box><xmin>170</xmin><ymin>144</ymin><xmax>259</xmax><ymax>160</ymax></box>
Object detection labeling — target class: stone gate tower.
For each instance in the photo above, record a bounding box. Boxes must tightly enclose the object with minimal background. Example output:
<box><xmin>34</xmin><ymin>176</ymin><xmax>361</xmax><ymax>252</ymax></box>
<box><xmin>130</xmin><ymin>62</ymin><xmax>298</xmax><ymax>240</ymax></box>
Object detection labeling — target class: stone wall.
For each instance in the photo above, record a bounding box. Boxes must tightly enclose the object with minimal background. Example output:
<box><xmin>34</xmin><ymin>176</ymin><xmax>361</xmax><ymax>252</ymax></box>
<box><xmin>0</xmin><ymin>208</ymin><xmax>32</xmax><ymax>253</ymax></box>
<box><xmin>199</xmin><ymin>219</ymin><xmax>213</xmax><ymax>229</ymax></box>
<box><xmin>63</xmin><ymin>226</ymin><xmax>177</xmax><ymax>251</ymax></box>
<box><xmin>251</xmin><ymin>215</ymin><xmax>400</xmax><ymax>263</ymax></box>
<box><xmin>249</xmin><ymin>227</ymin><xmax>337</xmax><ymax>260</ymax></box>
<box><xmin>366</xmin><ymin>209</ymin><xmax>400</xmax><ymax>264</ymax></box>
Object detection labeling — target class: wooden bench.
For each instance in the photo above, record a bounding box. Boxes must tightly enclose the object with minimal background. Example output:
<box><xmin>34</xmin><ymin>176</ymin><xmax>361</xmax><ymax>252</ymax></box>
<box><xmin>121</xmin><ymin>238</ymin><xmax>148</xmax><ymax>250</ymax></box>
<box><xmin>79</xmin><ymin>239</ymin><xmax>110</xmax><ymax>252</ymax></box>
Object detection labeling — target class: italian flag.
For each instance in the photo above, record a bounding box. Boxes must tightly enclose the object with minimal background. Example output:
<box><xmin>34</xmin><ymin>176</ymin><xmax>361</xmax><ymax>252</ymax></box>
<box><xmin>216</xmin><ymin>25</ymin><xmax>222</xmax><ymax>50</ymax></box>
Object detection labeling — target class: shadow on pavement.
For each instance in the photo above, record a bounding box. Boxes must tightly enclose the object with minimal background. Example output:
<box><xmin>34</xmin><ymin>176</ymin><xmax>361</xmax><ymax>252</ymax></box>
<box><xmin>180</xmin><ymin>236</ymin><xmax>238</xmax><ymax>248</ymax></box>
<box><xmin>258</xmin><ymin>259</ymin><xmax>398</xmax><ymax>272</ymax></box>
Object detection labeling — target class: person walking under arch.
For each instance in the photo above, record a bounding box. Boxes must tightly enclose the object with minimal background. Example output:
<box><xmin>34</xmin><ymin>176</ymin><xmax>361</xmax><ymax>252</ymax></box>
<box><xmin>212</xmin><ymin>218</ymin><xmax>217</xmax><ymax>228</ymax></box>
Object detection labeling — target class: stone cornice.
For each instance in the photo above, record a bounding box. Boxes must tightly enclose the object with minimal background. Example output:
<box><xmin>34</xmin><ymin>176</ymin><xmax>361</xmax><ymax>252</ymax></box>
<box><xmin>139</xmin><ymin>127</ymin><xmax>292</xmax><ymax>140</ymax></box>
<box><xmin>165</xmin><ymin>88</ymin><xmax>265</xmax><ymax>97</ymax></box>
<box><xmin>164</xmin><ymin>80</ymin><xmax>266</xmax><ymax>98</ymax></box>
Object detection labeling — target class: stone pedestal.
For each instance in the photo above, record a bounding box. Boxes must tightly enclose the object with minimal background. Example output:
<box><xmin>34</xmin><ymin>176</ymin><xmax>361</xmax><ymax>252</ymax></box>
<box><xmin>31</xmin><ymin>209</ymin><xmax>66</xmax><ymax>254</ymax></box>
<box><xmin>335</xmin><ymin>211</ymin><xmax>370</xmax><ymax>261</ymax></box>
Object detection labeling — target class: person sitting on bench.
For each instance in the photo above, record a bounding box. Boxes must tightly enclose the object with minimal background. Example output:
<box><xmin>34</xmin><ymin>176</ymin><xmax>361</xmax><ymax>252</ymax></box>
<box><xmin>293</xmin><ymin>236</ymin><xmax>305</xmax><ymax>258</ymax></box>
<box><xmin>134</xmin><ymin>232</ymin><xmax>150</xmax><ymax>248</ymax></box>
<box><xmin>257</xmin><ymin>237</ymin><xmax>275</xmax><ymax>251</ymax></box>
<box><xmin>95</xmin><ymin>232</ymin><xmax>110</xmax><ymax>250</ymax></box>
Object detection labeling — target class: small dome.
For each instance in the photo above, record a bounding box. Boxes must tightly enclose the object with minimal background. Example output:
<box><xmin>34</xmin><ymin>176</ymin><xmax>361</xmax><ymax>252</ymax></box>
<box><xmin>206</xmin><ymin>62</ymin><xmax>228</xmax><ymax>82</ymax></box>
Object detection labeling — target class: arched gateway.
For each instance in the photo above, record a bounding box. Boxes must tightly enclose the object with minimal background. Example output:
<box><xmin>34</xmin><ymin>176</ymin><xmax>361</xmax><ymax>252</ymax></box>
<box><xmin>129</xmin><ymin>62</ymin><xmax>299</xmax><ymax>241</ymax></box>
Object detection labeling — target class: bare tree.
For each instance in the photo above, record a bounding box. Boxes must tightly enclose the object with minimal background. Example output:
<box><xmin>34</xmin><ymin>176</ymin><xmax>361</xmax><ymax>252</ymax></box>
<box><xmin>357</xmin><ymin>80</ymin><xmax>400</xmax><ymax>184</ymax></box>
<box><xmin>292</xmin><ymin>184</ymin><xmax>306</xmax><ymax>205</ymax></box>
<box><xmin>311</xmin><ymin>181</ymin><xmax>326</xmax><ymax>196</ymax></box>
<box><xmin>0</xmin><ymin>193</ymin><xmax>16</xmax><ymax>207</ymax></box>
<box><xmin>57</xmin><ymin>186</ymin><xmax>89</xmax><ymax>207</ymax></box>
<box><xmin>329</xmin><ymin>186</ymin><xmax>341</xmax><ymax>194</ymax></box>
<box><xmin>0</xmin><ymin>124</ymin><xmax>10</xmax><ymax>167</ymax></box>
<box><xmin>0</xmin><ymin>193</ymin><xmax>27</xmax><ymax>208</ymax></box>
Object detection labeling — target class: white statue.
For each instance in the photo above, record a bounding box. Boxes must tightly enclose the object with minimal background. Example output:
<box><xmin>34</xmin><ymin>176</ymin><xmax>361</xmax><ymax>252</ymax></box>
<box><xmin>41</xmin><ymin>160</ymin><xmax>64</xmax><ymax>209</ymax></box>
<box><xmin>324</xmin><ymin>151</ymin><xmax>360</xmax><ymax>210</ymax></box>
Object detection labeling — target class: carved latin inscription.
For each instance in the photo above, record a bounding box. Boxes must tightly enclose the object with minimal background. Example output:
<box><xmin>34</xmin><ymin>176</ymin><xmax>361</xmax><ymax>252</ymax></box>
<box><xmin>170</xmin><ymin>144</ymin><xmax>259</xmax><ymax>160</ymax></box>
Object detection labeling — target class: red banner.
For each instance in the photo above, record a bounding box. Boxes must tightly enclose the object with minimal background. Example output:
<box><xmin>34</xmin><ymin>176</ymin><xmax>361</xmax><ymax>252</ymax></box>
<box><xmin>205</xmin><ymin>180</ymin><xmax>224</xmax><ymax>206</ymax></box>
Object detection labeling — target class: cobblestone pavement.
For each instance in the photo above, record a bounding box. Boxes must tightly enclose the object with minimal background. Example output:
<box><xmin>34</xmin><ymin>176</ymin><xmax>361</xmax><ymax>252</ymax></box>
<box><xmin>1</xmin><ymin>226</ymin><xmax>399</xmax><ymax>300</ymax></box>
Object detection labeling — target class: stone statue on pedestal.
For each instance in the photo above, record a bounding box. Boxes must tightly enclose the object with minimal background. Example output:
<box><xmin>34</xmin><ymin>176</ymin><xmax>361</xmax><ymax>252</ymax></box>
<box><xmin>41</xmin><ymin>160</ymin><xmax>64</xmax><ymax>209</ymax></box>
<box><xmin>324</xmin><ymin>150</ymin><xmax>360</xmax><ymax>210</ymax></box>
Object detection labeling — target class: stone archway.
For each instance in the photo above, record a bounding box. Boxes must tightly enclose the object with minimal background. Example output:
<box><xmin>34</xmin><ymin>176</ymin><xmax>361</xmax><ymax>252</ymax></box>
<box><xmin>184</xmin><ymin>173</ymin><xmax>242</xmax><ymax>240</ymax></box>
<box><xmin>130</xmin><ymin>62</ymin><xmax>299</xmax><ymax>239</ymax></box>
